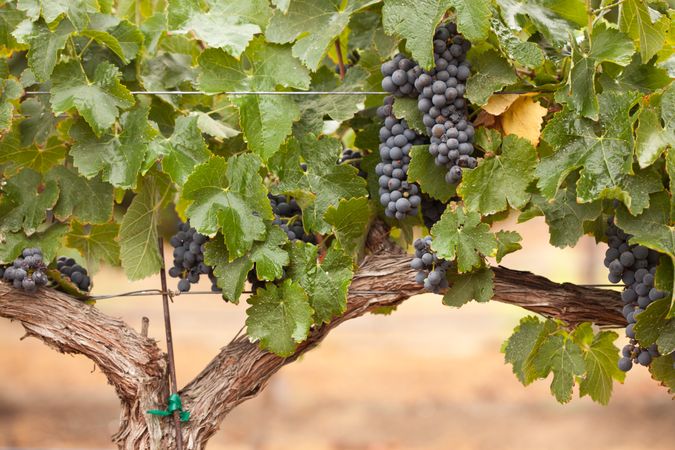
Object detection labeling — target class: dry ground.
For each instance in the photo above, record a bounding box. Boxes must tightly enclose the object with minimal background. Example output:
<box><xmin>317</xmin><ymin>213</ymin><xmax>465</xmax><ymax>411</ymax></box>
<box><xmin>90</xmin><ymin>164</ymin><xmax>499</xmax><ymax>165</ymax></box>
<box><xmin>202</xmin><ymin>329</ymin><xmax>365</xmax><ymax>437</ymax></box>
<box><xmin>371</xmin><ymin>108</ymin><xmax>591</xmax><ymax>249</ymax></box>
<box><xmin>1</xmin><ymin>218</ymin><xmax>673</xmax><ymax>449</ymax></box>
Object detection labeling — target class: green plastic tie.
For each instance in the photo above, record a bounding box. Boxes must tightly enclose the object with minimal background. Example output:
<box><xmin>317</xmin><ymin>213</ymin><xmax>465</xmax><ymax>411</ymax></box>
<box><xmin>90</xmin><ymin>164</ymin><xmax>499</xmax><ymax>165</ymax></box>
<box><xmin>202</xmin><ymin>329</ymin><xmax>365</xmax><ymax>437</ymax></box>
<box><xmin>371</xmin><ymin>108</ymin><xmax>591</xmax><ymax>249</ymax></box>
<box><xmin>147</xmin><ymin>393</ymin><xmax>190</xmax><ymax>422</ymax></box>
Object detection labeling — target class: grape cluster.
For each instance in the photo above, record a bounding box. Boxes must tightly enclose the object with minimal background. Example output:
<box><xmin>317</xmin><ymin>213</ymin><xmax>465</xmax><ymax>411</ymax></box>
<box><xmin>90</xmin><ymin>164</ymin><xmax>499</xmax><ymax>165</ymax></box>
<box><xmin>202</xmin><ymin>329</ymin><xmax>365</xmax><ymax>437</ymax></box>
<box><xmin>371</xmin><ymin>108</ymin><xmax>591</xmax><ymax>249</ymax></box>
<box><xmin>338</xmin><ymin>148</ymin><xmax>367</xmax><ymax>179</ymax></box>
<box><xmin>56</xmin><ymin>256</ymin><xmax>91</xmax><ymax>291</ymax></box>
<box><xmin>376</xmin><ymin>97</ymin><xmax>425</xmax><ymax>220</ymax></box>
<box><xmin>416</xmin><ymin>23</ymin><xmax>476</xmax><ymax>184</ymax></box>
<box><xmin>410</xmin><ymin>236</ymin><xmax>450</xmax><ymax>292</ymax></box>
<box><xmin>420</xmin><ymin>196</ymin><xmax>447</xmax><ymax>229</ymax></box>
<box><xmin>168</xmin><ymin>221</ymin><xmax>220</xmax><ymax>293</ymax></box>
<box><xmin>2</xmin><ymin>248</ymin><xmax>48</xmax><ymax>292</ymax></box>
<box><xmin>381</xmin><ymin>54</ymin><xmax>422</xmax><ymax>98</ymax></box>
<box><xmin>269</xmin><ymin>194</ymin><xmax>316</xmax><ymax>243</ymax></box>
<box><xmin>335</xmin><ymin>50</ymin><xmax>360</xmax><ymax>74</ymax></box>
<box><xmin>604</xmin><ymin>218</ymin><xmax>664</xmax><ymax>371</ymax></box>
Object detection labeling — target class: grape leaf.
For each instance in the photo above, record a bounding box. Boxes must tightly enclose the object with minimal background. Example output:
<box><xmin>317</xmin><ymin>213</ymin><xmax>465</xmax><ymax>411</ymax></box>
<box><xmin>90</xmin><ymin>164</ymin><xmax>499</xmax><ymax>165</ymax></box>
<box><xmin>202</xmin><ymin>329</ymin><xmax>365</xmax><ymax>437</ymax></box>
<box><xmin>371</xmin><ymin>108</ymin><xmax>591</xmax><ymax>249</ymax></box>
<box><xmin>69</xmin><ymin>105</ymin><xmax>157</xmax><ymax>189</ymax></box>
<box><xmin>0</xmin><ymin>132</ymin><xmax>66</xmax><ymax>175</ymax></box>
<box><xmin>459</xmin><ymin>134</ymin><xmax>536</xmax><ymax>215</ymax></box>
<box><xmin>324</xmin><ymin>196</ymin><xmax>372</xmax><ymax>257</ymax></box>
<box><xmin>530</xmin><ymin>333</ymin><xmax>585</xmax><ymax>403</ymax></box>
<box><xmin>65</xmin><ymin>221</ymin><xmax>120</xmax><ymax>269</ymax></box>
<box><xmin>497</xmin><ymin>0</ymin><xmax>586</xmax><ymax>45</ymax></box>
<box><xmin>634</xmin><ymin>299</ymin><xmax>674</xmax><ymax>354</ymax></box>
<box><xmin>266</xmin><ymin>0</ymin><xmax>379</xmax><ymax>70</ymax></box>
<box><xmin>407</xmin><ymin>146</ymin><xmax>457</xmax><ymax>202</ymax></box>
<box><xmin>151</xmin><ymin>115</ymin><xmax>210</xmax><ymax>185</ymax></box>
<box><xmin>636</xmin><ymin>92</ymin><xmax>674</xmax><ymax>169</ymax></box>
<box><xmin>0</xmin><ymin>168</ymin><xmax>59</xmax><ymax>235</ymax></box>
<box><xmin>619</xmin><ymin>0</ymin><xmax>669</xmax><ymax>63</ymax></box>
<box><xmin>0</xmin><ymin>224</ymin><xmax>67</xmax><ymax>263</ymax></box>
<box><xmin>182</xmin><ymin>154</ymin><xmax>273</xmax><ymax>258</ymax></box>
<box><xmin>79</xmin><ymin>29</ymin><xmax>131</xmax><ymax>64</ymax></box>
<box><xmin>288</xmin><ymin>241</ymin><xmax>354</xmax><ymax>324</ymax></box>
<box><xmin>0</xmin><ymin>78</ymin><xmax>21</xmax><ymax>132</ymax></box>
<box><xmin>18</xmin><ymin>0</ymin><xmax>99</xmax><ymax>30</ymax></box>
<box><xmin>250</xmin><ymin>226</ymin><xmax>290</xmax><ymax>281</ymax></box>
<box><xmin>466</xmin><ymin>49</ymin><xmax>517</xmax><ymax>106</ymax></box>
<box><xmin>203</xmin><ymin>237</ymin><xmax>253</xmax><ymax>304</ymax></box>
<box><xmin>272</xmin><ymin>136</ymin><xmax>367</xmax><ymax>234</ymax></box>
<box><xmin>649</xmin><ymin>354</ymin><xmax>675</xmax><ymax>393</ymax></box>
<box><xmin>536</xmin><ymin>91</ymin><xmax>639</xmax><ymax>203</ymax></box>
<box><xmin>442</xmin><ymin>266</ymin><xmax>494</xmax><ymax>307</ymax></box>
<box><xmin>502</xmin><ymin>316</ymin><xmax>557</xmax><ymax>384</ymax></box>
<box><xmin>119</xmin><ymin>172</ymin><xmax>174</xmax><ymax>280</ymax></box>
<box><xmin>191</xmin><ymin>111</ymin><xmax>239</xmax><ymax>140</ymax></box>
<box><xmin>490</xmin><ymin>15</ymin><xmax>544</xmax><ymax>68</ymax></box>
<box><xmin>529</xmin><ymin>188</ymin><xmax>602</xmax><ymax>248</ymax></box>
<box><xmin>169</xmin><ymin>0</ymin><xmax>271</xmax><ymax>57</ymax></box>
<box><xmin>199</xmin><ymin>38</ymin><xmax>310</xmax><ymax>160</ymax></box>
<box><xmin>50</xmin><ymin>60</ymin><xmax>135</xmax><ymax>136</ymax></box>
<box><xmin>430</xmin><ymin>206</ymin><xmax>498</xmax><ymax>272</ymax></box>
<box><xmin>0</xmin><ymin>3</ymin><xmax>27</xmax><ymax>53</ymax></box>
<box><xmin>572</xmin><ymin>323</ymin><xmax>624</xmax><ymax>405</ymax></box>
<box><xmin>392</xmin><ymin>97</ymin><xmax>426</xmax><ymax>135</ymax></box>
<box><xmin>17</xmin><ymin>97</ymin><xmax>58</xmax><ymax>147</ymax></box>
<box><xmin>21</xmin><ymin>19</ymin><xmax>72</xmax><ymax>82</ymax></box>
<box><xmin>46</xmin><ymin>166</ymin><xmax>113</xmax><ymax>224</ymax></box>
<box><xmin>495</xmin><ymin>230</ymin><xmax>522</xmax><ymax>262</ymax></box>
<box><xmin>246</xmin><ymin>279</ymin><xmax>313</xmax><ymax>356</ymax></box>
<box><xmin>568</xmin><ymin>22</ymin><xmax>634</xmax><ymax>119</ymax></box>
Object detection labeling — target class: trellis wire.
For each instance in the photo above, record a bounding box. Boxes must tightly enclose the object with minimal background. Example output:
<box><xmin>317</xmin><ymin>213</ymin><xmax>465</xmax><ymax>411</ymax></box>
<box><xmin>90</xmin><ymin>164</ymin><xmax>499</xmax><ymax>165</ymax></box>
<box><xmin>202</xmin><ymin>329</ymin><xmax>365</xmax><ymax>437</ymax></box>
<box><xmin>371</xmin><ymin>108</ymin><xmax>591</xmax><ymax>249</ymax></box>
<box><xmin>23</xmin><ymin>89</ymin><xmax>533</xmax><ymax>96</ymax></box>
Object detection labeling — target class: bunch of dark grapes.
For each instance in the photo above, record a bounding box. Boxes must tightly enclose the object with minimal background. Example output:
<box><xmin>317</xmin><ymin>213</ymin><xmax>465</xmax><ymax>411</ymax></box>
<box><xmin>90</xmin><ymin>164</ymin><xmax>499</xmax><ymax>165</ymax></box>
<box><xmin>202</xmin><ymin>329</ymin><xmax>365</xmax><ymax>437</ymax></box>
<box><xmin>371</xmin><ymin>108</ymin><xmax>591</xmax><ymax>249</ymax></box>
<box><xmin>168</xmin><ymin>221</ymin><xmax>220</xmax><ymax>293</ymax></box>
<box><xmin>338</xmin><ymin>148</ymin><xmax>367</xmax><ymax>179</ymax></box>
<box><xmin>420</xmin><ymin>196</ymin><xmax>447</xmax><ymax>229</ymax></box>
<box><xmin>335</xmin><ymin>50</ymin><xmax>360</xmax><ymax>74</ymax></box>
<box><xmin>2</xmin><ymin>248</ymin><xmax>49</xmax><ymax>292</ymax></box>
<box><xmin>56</xmin><ymin>257</ymin><xmax>91</xmax><ymax>291</ymax></box>
<box><xmin>381</xmin><ymin>53</ymin><xmax>422</xmax><ymax>98</ymax></box>
<box><xmin>415</xmin><ymin>23</ymin><xmax>476</xmax><ymax>184</ymax></box>
<box><xmin>604</xmin><ymin>218</ymin><xmax>664</xmax><ymax>371</ymax></box>
<box><xmin>269</xmin><ymin>194</ymin><xmax>316</xmax><ymax>243</ymax></box>
<box><xmin>375</xmin><ymin>96</ymin><xmax>426</xmax><ymax>220</ymax></box>
<box><xmin>410</xmin><ymin>236</ymin><xmax>450</xmax><ymax>292</ymax></box>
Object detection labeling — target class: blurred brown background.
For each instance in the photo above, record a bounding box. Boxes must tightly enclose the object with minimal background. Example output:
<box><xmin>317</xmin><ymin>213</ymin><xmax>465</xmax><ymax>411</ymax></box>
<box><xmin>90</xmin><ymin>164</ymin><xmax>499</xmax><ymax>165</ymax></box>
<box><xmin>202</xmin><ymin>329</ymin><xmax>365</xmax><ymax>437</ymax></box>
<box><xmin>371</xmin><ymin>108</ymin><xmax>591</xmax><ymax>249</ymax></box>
<box><xmin>1</xmin><ymin>217</ymin><xmax>673</xmax><ymax>449</ymax></box>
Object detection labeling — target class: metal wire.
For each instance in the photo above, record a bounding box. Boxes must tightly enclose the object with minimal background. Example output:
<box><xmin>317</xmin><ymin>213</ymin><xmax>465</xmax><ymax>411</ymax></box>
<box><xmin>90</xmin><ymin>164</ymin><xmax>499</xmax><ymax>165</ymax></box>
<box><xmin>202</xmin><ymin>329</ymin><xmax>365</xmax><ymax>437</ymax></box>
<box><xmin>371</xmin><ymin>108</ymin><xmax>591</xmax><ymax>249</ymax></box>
<box><xmin>24</xmin><ymin>90</ymin><xmax>388</xmax><ymax>96</ymax></box>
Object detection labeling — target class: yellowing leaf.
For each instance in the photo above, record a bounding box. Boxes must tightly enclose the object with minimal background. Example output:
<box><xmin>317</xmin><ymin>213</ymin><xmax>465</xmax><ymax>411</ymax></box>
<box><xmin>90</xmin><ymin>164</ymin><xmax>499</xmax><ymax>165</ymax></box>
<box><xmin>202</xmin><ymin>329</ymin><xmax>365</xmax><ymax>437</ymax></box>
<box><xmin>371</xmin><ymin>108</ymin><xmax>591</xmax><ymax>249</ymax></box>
<box><xmin>501</xmin><ymin>96</ymin><xmax>547</xmax><ymax>145</ymax></box>
<box><xmin>483</xmin><ymin>93</ymin><xmax>519</xmax><ymax>115</ymax></box>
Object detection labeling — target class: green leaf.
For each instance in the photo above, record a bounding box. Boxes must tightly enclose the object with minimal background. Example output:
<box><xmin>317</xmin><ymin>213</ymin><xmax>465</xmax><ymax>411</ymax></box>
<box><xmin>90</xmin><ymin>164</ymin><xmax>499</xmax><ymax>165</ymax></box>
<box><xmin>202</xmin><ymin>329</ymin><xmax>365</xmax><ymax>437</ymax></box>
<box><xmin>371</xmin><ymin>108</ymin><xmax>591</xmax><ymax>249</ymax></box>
<box><xmin>272</xmin><ymin>136</ymin><xmax>367</xmax><ymax>234</ymax></box>
<box><xmin>392</xmin><ymin>97</ymin><xmax>426</xmax><ymax>135</ymax></box>
<box><xmin>170</xmin><ymin>0</ymin><xmax>271</xmax><ymax>57</ymax></box>
<box><xmin>0</xmin><ymin>224</ymin><xmax>67</xmax><ymax>264</ymax></box>
<box><xmin>502</xmin><ymin>316</ymin><xmax>557</xmax><ymax>384</ymax></box>
<box><xmin>459</xmin><ymin>134</ymin><xmax>536</xmax><ymax>215</ymax></box>
<box><xmin>407</xmin><ymin>146</ymin><xmax>457</xmax><ymax>202</ymax></box>
<box><xmin>619</xmin><ymin>0</ymin><xmax>669</xmax><ymax>63</ymax></box>
<box><xmin>0</xmin><ymin>168</ymin><xmax>59</xmax><ymax>235</ymax></box>
<box><xmin>65</xmin><ymin>221</ymin><xmax>120</xmax><ymax>269</ymax></box>
<box><xmin>531</xmin><ymin>333</ymin><xmax>585</xmax><ymax>403</ymax></box>
<box><xmin>198</xmin><ymin>38</ymin><xmax>311</xmax><ymax>160</ymax></box>
<box><xmin>119</xmin><ymin>172</ymin><xmax>173</xmax><ymax>280</ymax></box>
<box><xmin>442</xmin><ymin>266</ymin><xmax>494</xmax><ymax>307</ymax></box>
<box><xmin>69</xmin><ymin>105</ymin><xmax>156</xmax><ymax>189</ymax></box>
<box><xmin>530</xmin><ymin>188</ymin><xmax>602</xmax><ymax>248</ymax></box>
<box><xmin>572</xmin><ymin>323</ymin><xmax>624</xmax><ymax>405</ymax></box>
<box><xmin>324</xmin><ymin>196</ymin><xmax>372</xmax><ymax>257</ymax></box>
<box><xmin>495</xmin><ymin>230</ymin><xmax>522</xmax><ymax>262</ymax></box>
<box><xmin>18</xmin><ymin>0</ymin><xmax>99</xmax><ymax>30</ymax></box>
<box><xmin>648</xmin><ymin>354</ymin><xmax>675</xmax><ymax>393</ymax></box>
<box><xmin>536</xmin><ymin>91</ymin><xmax>639</xmax><ymax>202</ymax></box>
<box><xmin>246</xmin><ymin>279</ymin><xmax>313</xmax><ymax>356</ymax></box>
<box><xmin>79</xmin><ymin>29</ymin><xmax>130</xmax><ymax>64</ymax></box>
<box><xmin>382</xmin><ymin>0</ymin><xmax>490</xmax><ymax>70</ymax></box>
<box><xmin>473</xmin><ymin>127</ymin><xmax>502</xmax><ymax>153</ymax></box>
<box><xmin>17</xmin><ymin>97</ymin><xmax>58</xmax><ymax>146</ymax></box>
<box><xmin>151</xmin><ymin>115</ymin><xmax>210</xmax><ymax>185</ymax></box>
<box><xmin>266</xmin><ymin>0</ymin><xmax>379</xmax><ymax>70</ymax></box>
<box><xmin>203</xmin><ymin>237</ymin><xmax>253</xmax><ymax>304</ymax></box>
<box><xmin>250</xmin><ymin>226</ymin><xmax>290</xmax><ymax>281</ymax></box>
<box><xmin>490</xmin><ymin>15</ymin><xmax>544</xmax><ymax>68</ymax></box>
<box><xmin>636</xmin><ymin>96</ymin><xmax>674</xmax><ymax>169</ymax></box>
<box><xmin>191</xmin><ymin>111</ymin><xmax>239</xmax><ymax>140</ymax></box>
<box><xmin>430</xmin><ymin>206</ymin><xmax>498</xmax><ymax>272</ymax></box>
<box><xmin>46</xmin><ymin>166</ymin><xmax>113</xmax><ymax>223</ymax></box>
<box><xmin>0</xmin><ymin>78</ymin><xmax>22</xmax><ymax>132</ymax></box>
<box><xmin>288</xmin><ymin>241</ymin><xmax>354</xmax><ymax>324</ymax></box>
<box><xmin>183</xmin><ymin>155</ymin><xmax>272</xmax><ymax>258</ymax></box>
<box><xmin>466</xmin><ymin>49</ymin><xmax>517</xmax><ymax>106</ymax></box>
<box><xmin>635</xmin><ymin>299</ymin><xmax>674</xmax><ymax>354</ymax></box>
<box><xmin>0</xmin><ymin>132</ymin><xmax>66</xmax><ymax>175</ymax></box>
<box><xmin>22</xmin><ymin>19</ymin><xmax>72</xmax><ymax>82</ymax></box>
<box><xmin>50</xmin><ymin>60</ymin><xmax>135</xmax><ymax>136</ymax></box>
<box><xmin>568</xmin><ymin>22</ymin><xmax>634</xmax><ymax>119</ymax></box>
<box><xmin>0</xmin><ymin>3</ymin><xmax>27</xmax><ymax>53</ymax></box>
<box><xmin>497</xmin><ymin>0</ymin><xmax>586</xmax><ymax>45</ymax></box>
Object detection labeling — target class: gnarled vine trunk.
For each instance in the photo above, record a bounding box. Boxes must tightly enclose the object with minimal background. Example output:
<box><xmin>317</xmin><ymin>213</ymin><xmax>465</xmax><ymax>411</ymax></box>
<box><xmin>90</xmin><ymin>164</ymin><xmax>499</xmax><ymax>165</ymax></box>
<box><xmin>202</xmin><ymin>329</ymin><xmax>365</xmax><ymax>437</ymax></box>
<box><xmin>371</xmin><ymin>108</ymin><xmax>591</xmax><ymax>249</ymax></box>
<box><xmin>0</xmin><ymin>224</ymin><xmax>624</xmax><ymax>449</ymax></box>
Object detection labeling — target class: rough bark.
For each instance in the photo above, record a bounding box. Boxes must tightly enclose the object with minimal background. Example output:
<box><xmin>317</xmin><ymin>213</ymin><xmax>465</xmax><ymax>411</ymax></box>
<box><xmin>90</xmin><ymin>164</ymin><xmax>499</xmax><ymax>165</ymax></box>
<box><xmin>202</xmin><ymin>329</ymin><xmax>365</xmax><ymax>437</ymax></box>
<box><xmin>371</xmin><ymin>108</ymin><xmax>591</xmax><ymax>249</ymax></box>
<box><xmin>0</xmin><ymin>225</ymin><xmax>624</xmax><ymax>449</ymax></box>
